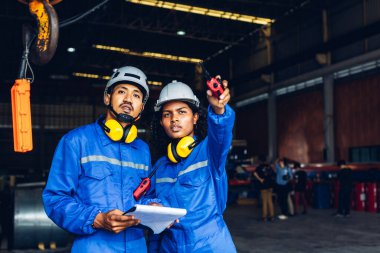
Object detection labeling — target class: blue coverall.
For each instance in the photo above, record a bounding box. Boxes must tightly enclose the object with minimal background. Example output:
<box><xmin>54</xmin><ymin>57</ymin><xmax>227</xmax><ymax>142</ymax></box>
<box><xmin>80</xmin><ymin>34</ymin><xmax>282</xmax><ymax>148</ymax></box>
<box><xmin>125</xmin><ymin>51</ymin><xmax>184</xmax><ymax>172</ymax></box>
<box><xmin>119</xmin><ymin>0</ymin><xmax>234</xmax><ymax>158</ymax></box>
<box><xmin>150</xmin><ymin>105</ymin><xmax>237</xmax><ymax>253</ymax></box>
<box><xmin>43</xmin><ymin>119</ymin><xmax>160</xmax><ymax>253</ymax></box>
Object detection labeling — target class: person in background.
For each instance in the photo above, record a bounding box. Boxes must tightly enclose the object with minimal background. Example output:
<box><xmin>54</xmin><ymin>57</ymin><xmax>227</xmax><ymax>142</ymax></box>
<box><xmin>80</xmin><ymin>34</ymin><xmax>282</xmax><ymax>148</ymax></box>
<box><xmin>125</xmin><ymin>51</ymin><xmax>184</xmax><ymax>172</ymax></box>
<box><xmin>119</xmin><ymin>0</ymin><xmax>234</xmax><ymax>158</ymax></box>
<box><xmin>287</xmin><ymin>172</ymin><xmax>295</xmax><ymax>216</ymax></box>
<box><xmin>253</xmin><ymin>162</ymin><xmax>276</xmax><ymax>222</ymax></box>
<box><xmin>234</xmin><ymin>164</ymin><xmax>250</xmax><ymax>180</ymax></box>
<box><xmin>149</xmin><ymin>78</ymin><xmax>237</xmax><ymax>252</ymax></box>
<box><xmin>294</xmin><ymin>162</ymin><xmax>308</xmax><ymax>214</ymax></box>
<box><xmin>335</xmin><ymin>160</ymin><xmax>353</xmax><ymax>217</ymax></box>
<box><xmin>43</xmin><ymin>66</ymin><xmax>160</xmax><ymax>252</ymax></box>
<box><xmin>275</xmin><ymin>158</ymin><xmax>293</xmax><ymax>220</ymax></box>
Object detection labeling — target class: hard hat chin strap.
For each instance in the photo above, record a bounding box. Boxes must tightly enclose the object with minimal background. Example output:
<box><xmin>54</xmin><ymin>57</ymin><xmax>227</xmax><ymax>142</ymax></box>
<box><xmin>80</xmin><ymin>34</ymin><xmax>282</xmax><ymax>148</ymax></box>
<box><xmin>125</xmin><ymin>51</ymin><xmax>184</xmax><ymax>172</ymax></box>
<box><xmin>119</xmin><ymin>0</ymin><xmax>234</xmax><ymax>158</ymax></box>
<box><xmin>108</xmin><ymin>104</ymin><xmax>140</xmax><ymax>124</ymax></box>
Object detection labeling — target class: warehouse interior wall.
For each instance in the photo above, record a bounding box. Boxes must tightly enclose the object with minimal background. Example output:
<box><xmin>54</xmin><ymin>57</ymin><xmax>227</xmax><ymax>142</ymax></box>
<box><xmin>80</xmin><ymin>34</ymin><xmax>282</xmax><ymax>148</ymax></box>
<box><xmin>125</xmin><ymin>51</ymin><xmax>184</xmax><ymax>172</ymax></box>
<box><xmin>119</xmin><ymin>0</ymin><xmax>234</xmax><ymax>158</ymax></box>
<box><xmin>235</xmin><ymin>71</ymin><xmax>380</xmax><ymax>164</ymax></box>
<box><xmin>335</xmin><ymin>72</ymin><xmax>380</xmax><ymax>161</ymax></box>
<box><xmin>276</xmin><ymin>88</ymin><xmax>324</xmax><ymax>164</ymax></box>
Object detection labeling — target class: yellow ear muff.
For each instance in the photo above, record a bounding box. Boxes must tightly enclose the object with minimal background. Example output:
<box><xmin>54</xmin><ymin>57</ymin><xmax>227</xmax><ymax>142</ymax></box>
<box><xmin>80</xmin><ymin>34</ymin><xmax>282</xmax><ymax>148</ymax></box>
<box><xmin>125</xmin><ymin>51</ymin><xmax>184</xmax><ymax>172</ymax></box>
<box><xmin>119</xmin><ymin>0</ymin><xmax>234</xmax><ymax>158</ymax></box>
<box><xmin>167</xmin><ymin>136</ymin><xmax>197</xmax><ymax>163</ymax></box>
<box><xmin>104</xmin><ymin>119</ymin><xmax>123</xmax><ymax>141</ymax></box>
<box><xmin>176</xmin><ymin>136</ymin><xmax>195</xmax><ymax>158</ymax></box>
<box><xmin>167</xmin><ymin>142</ymin><xmax>178</xmax><ymax>163</ymax></box>
<box><xmin>99</xmin><ymin>117</ymin><xmax>138</xmax><ymax>143</ymax></box>
<box><xmin>124</xmin><ymin>124</ymin><xmax>138</xmax><ymax>144</ymax></box>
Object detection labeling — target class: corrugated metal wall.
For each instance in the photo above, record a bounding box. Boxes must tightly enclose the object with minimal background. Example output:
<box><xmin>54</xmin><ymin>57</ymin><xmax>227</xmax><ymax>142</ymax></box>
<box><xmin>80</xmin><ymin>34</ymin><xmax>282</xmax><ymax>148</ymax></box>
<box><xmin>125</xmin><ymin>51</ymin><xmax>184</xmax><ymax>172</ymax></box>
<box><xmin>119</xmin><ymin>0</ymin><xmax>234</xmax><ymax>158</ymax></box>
<box><xmin>276</xmin><ymin>88</ymin><xmax>324</xmax><ymax>163</ymax></box>
<box><xmin>235</xmin><ymin>72</ymin><xmax>380</xmax><ymax>163</ymax></box>
<box><xmin>335</xmin><ymin>73</ymin><xmax>380</xmax><ymax>160</ymax></box>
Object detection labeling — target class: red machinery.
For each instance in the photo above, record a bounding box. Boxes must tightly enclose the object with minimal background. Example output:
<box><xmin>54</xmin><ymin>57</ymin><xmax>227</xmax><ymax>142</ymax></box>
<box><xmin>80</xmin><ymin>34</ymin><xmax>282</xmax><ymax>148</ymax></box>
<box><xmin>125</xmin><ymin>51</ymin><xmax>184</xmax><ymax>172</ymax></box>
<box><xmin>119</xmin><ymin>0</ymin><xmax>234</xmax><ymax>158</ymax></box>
<box><xmin>354</xmin><ymin>183</ymin><xmax>366</xmax><ymax>211</ymax></box>
<box><xmin>365</xmin><ymin>183</ymin><xmax>377</xmax><ymax>213</ymax></box>
<box><xmin>377</xmin><ymin>183</ymin><xmax>380</xmax><ymax>212</ymax></box>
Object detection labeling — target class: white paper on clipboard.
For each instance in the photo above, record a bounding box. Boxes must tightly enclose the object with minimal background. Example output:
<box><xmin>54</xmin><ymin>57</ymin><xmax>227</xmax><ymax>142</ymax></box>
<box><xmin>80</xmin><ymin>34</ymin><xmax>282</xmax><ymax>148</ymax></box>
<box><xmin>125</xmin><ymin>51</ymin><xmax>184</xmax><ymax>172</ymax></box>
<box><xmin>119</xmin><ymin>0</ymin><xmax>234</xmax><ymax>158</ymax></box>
<box><xmin>124</xmin><ymin>204</ymin><xmax>187</xmax><ymax>234</ymax></box>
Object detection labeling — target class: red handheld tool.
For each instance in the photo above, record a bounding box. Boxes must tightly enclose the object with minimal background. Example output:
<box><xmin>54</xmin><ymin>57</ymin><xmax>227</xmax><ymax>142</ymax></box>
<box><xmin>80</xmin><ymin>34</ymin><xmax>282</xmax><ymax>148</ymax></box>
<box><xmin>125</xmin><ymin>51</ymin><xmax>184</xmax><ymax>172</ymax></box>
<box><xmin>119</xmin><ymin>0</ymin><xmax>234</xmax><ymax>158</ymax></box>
<box><xmin>199</xmin><ymin>62</ymin><xmax>224</xmax><ymax>98</ymax></box>
<box><xmin>133</xmin><ymin>164</ymin><xmax>160</xmax><ymax>201</ymax></box>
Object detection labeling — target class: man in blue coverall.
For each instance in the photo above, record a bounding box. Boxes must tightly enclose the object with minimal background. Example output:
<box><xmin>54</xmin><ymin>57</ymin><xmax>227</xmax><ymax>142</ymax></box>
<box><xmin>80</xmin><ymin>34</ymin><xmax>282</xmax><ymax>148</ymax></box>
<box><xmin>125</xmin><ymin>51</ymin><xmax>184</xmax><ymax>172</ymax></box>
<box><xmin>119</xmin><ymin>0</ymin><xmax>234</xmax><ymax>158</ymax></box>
<box><xmin>43</xmin><ymin>66</ymin><xmax>160</xmax><ymax>253</ymax></box>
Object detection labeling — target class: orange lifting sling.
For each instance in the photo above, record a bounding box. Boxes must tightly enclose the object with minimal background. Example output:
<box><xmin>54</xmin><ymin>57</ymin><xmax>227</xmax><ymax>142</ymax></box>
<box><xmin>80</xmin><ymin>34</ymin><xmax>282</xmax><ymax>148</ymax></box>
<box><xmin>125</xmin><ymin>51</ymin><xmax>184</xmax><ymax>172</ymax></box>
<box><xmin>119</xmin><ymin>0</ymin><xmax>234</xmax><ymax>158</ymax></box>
<box><xmin>11</xmin><ymin>79</ymin><xmax>33</xmax><ymax>152</ymax></box>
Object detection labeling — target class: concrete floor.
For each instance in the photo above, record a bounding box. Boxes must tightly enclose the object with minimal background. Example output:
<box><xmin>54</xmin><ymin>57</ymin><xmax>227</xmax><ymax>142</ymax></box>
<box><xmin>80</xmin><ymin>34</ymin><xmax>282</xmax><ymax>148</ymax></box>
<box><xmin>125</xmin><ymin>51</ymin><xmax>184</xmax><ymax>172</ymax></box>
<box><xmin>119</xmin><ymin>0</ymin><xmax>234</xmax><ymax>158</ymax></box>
<box><xmin>1</xmin><ymin>205</ymin><xmax>380</xmax><ymax>252</ymax></box>
<box><xmin>225</xmin><ymin>205</ymin><xmax>380</xmax><ymax>253</ymax></box>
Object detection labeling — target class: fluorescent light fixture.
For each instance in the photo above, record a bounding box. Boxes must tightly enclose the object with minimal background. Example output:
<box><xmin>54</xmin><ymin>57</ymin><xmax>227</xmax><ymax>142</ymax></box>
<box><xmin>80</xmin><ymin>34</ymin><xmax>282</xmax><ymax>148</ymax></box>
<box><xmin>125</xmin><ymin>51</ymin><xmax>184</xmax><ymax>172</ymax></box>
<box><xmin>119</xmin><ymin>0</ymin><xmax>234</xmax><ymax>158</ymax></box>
<box><xmin>148</xmin><ymin>81</ymin><xmax>162</xmax><ymax>86</ymax></box>
<box><xmin>177</xmin><ymin>30</ymin><xmax>186</xmax><ymax>36</ymax></box>
<box><xmin>93</xmin><ymin>44</ymin><xmax>202</xmax><ymax>63</ymax></box>
<box><xmin>126</xmin><ymin>0</ymin><xmax>274</xmax><ymax>25</ymax></box>
<box><xmin>72</xmin><ymin>72</ymin><xmax>162</xmax><ymax>86</ymax></box>
<box><xmin>67</xmin><ymin>47</ymin><xmax>76</xmax><ymax>53</ymax></box>
<box><xmin>73</xmin><ymin>72</ymin><xmax>110</xmax><ymax>80</ymax></box>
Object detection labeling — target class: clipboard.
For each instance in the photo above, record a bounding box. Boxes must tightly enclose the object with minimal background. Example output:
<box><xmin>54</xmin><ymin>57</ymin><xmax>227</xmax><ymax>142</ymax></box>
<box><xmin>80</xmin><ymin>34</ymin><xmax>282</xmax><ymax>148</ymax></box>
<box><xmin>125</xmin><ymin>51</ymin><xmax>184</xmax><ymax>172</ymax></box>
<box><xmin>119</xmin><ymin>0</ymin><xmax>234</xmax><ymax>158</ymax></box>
<box><xmin>123</xmin><ymin>204</ymin><xmax>187</xmax><ymax>234</ymax></box>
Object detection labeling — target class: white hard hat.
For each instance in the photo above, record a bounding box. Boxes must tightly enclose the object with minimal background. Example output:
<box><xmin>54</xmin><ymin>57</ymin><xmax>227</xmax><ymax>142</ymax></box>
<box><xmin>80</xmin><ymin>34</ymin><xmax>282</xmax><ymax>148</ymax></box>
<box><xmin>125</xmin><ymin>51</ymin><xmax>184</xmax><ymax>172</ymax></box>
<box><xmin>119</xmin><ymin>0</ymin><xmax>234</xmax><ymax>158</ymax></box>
<box><xmin>104</xmin><ymin>66</ymin><xmax>149</xmax><ymax>104</ymax></box>
<box><xmin>154</xmin><ymin>80</ymin><xmax>200</xmax><ymax>112</ymax></box>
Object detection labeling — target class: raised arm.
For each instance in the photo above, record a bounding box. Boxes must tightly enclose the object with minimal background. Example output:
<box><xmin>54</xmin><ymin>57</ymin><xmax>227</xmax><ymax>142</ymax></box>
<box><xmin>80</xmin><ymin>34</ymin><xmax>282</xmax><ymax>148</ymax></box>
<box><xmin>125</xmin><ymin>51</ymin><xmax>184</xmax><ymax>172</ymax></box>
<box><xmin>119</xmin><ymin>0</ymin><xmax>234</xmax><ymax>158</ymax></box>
<box><xmin>206</xmin><ymin>77</ymin><xmax>235</xmax><ymax>177</ymax></box>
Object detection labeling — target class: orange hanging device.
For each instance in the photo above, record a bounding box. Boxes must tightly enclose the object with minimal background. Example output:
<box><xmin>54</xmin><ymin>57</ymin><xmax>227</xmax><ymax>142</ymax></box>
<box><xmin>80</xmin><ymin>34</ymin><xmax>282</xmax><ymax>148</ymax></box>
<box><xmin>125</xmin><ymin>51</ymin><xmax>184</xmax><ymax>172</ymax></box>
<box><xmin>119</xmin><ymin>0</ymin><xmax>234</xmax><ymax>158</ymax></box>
<box><xmin>12</xmin><ymin>0</ymin><xmax>59</xmax><ymax>152</ymax></box>
<box><xmin>11</xmin><ymin>79</ymin><xmax>33</xmax><ymax>152</ymax></box>
<box><xmin>11</xmin><ymin>24</ymin><xmax>35</xmax><ymax>152</ymax></box>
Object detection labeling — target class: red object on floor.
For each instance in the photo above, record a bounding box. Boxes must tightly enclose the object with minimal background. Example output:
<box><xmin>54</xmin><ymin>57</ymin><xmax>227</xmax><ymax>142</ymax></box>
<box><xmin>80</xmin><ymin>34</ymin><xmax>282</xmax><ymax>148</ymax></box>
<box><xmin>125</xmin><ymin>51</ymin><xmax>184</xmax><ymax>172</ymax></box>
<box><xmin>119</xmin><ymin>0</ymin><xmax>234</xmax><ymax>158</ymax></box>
<box><xmin>354</xmin><ymin>183</ymin><xmax>366</xmax><ymax>211</ymax></box>
<box><xmin>366</xmin><ymin>183</ymin><xmax>377</xmax><ymax>213</ymax></box>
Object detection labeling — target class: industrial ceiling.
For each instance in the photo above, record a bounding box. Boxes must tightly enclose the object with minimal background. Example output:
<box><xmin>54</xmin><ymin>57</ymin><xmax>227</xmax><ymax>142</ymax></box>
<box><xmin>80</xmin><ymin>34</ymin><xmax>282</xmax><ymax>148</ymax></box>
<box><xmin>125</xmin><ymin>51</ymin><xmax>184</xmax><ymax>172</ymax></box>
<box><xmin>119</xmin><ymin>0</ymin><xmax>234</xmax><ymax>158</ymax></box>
<box><xmin>0</xmin><ymin>0</ymin><xmax>315</xmax><ymax>102</ymax></box>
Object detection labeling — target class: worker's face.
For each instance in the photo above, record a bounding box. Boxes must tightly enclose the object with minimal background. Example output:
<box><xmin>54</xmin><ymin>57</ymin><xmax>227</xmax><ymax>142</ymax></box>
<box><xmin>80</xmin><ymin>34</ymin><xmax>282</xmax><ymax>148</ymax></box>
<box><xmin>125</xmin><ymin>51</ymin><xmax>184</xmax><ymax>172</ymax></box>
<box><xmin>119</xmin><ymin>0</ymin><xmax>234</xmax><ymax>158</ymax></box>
<box><xmin>104</xmin><ymin>83</ymin><xmax>144</xmax><ymax>121</ymax></box>
<box><xmin>160</xmin><ymin>101</ymin><xmax>198</xmax><ymax>139</ymax></box>
<box><xmin>279</xmin><ymin>161</ymin><xmax>285</xmax><ymax>168</ymax></box>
